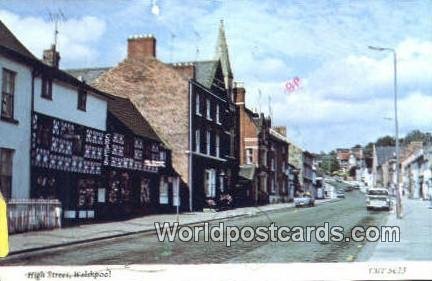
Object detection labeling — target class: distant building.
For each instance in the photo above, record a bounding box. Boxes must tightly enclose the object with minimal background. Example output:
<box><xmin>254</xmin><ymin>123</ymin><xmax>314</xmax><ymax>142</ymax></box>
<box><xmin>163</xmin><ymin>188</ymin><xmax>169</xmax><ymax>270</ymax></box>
<box><xmin>234</xmin><ymin>84</ymin><xmax>272</xmax><ymax>205</ymax></box>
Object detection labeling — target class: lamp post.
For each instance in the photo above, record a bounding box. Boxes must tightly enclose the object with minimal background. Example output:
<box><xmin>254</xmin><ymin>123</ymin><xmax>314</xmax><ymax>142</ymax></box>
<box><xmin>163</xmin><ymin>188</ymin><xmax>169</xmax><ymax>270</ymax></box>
<box><xmin>368</xmin><ymin>46</ymin><xmax>402</xmax><ymax>219</ymax></box>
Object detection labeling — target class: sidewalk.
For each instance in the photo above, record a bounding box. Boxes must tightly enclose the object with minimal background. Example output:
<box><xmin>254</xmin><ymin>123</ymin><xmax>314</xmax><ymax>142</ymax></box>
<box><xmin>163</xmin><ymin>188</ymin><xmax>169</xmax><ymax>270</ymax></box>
<box><xmin>357</xmin><ymin>198</ymin><xmax>432</xmax><ymax>261</ymax></box>
<box><xmin>7</xmin><ymin>198</ymin><xmax>336</xmax><ymax>255</ymax></box>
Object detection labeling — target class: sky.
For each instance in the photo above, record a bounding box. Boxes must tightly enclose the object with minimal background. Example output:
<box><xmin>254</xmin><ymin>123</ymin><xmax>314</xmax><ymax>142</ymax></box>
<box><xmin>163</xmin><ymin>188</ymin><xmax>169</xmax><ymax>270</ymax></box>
<box><xmin>1</xmin><ymin>0</ymin><xmax>431</xmax><ymax>153</ymax></box>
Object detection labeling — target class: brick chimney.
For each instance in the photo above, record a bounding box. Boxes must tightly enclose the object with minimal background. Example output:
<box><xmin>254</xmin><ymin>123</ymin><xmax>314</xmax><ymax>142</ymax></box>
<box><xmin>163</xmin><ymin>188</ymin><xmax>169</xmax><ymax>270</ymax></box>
<box><xmin>233</xmin><ymin>82</ymin><xmax>245</xmax><ymax>106</ymax></box>
<box><xmin>127</xmin><ymin>34</ymin><xmax>156</xmax><ymax>60</ymax></box>
<box><xmin>43</xmin><ymin>44</ymin><xmax>60</xmax><ymax>68</ymax></box>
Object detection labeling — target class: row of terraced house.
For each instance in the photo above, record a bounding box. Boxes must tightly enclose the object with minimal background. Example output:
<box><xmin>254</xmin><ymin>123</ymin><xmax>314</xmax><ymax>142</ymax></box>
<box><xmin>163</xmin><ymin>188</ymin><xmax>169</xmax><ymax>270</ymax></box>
<box><xmin>0</xmin><ymin>20</ymin><xmax>317</xmax><ymax>233</ymax></box>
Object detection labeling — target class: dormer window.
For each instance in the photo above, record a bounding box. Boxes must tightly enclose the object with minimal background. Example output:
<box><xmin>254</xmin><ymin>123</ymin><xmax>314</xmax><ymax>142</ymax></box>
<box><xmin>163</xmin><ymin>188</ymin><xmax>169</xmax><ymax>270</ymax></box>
<box><xmin>41</xmin><ymin>75</ymin><xmax>53</xmax><ymax>100</ymax></box>
<box><xmin>78</xmin><ymin>89</ymin><xmax>87</xmax><ymax>111</ymax></box>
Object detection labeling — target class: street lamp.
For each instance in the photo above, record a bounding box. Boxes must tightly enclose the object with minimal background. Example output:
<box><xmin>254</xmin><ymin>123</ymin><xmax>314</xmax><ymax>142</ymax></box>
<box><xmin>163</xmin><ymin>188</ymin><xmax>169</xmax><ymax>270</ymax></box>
<box><xmin>368</xmin><ymin>45</ymin><xmax>403</xmax><ymax>219</ymax></box>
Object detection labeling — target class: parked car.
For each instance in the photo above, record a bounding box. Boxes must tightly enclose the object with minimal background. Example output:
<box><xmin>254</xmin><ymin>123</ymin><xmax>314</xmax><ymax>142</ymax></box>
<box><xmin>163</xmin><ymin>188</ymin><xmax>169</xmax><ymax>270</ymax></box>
<box><xmin>294</xmin><ymin>193</ymin><xmax>315</xmax><ymax>207</ymax></box>
<box><xmin>336</xmin><ymin>190</ymin><xmax>345</xmax><ymax>198</ymax></box>
<box><xmin>366</xmin><ymin>188</ymin><xmax>391</xmax><ymax>211</ymax></box>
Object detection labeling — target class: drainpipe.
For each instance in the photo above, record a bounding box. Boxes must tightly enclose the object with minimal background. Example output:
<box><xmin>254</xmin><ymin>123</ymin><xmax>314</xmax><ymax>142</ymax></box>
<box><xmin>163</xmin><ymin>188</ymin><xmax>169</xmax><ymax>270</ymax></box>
<box><xmin>29</xmin><ymin>67</ymin><xmax>37</xmax><ymax>198</ymax></box>
<box><xmin>188</xmin><ymin>80</ymin><xmax>193</xmax><ymax>212</ymax></box>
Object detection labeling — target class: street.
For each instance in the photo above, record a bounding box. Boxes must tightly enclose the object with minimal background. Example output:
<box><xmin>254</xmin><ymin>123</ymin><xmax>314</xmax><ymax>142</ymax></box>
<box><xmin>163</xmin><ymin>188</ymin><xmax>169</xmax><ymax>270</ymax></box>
<box><xmin>0</xmin><ymin>190</ymin><xmax>389</xmax><ymax>265</ymax></box>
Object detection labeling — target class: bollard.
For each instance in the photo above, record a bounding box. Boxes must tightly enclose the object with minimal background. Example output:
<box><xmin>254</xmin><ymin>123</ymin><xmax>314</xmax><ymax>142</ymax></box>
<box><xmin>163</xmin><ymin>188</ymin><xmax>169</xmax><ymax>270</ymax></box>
<box><xmin>0</xmin><ymin>192</ymin><xmax>9</xmax><ymax>257</ymax></box>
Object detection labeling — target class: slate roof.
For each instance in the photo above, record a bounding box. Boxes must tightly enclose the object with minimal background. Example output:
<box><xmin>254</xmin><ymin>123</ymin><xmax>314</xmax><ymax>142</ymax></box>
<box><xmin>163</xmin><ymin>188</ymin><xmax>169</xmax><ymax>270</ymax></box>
<box><xmin>0</xmin><ymin>20</ymin><xmax>36</xmax><ymax>60</ymax></box>
<box><xmin>67</xmin><ymin>67</ymin><xmax>111</xmax><ymax>84</ymax></box>
<box><xmin>107</xmin><ymin>95</ymin><xmax>161</xmax><ymax>142</ymax></box>
<box><xmin>194</xmin><ymin>60</ymin><xmax>218</xmax><ymax>88</ymax></box>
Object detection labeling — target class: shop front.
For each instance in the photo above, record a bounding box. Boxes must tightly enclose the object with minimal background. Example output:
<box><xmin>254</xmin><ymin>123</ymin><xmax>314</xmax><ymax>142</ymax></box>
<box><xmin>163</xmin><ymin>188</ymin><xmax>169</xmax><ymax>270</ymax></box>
<box><xmin>31</xmin><ymin>112</ymin><xmax>105</xmax><ymax>222</ymax></box>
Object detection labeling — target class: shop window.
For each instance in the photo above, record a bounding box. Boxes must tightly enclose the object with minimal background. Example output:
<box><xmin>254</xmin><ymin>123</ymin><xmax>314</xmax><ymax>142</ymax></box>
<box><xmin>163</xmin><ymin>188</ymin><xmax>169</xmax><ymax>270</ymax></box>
<box><xmin>107</xmin><ymin>171</ymin><xmax>131</xmax><ymax>203</ymax></box>
<box><xmin>140</xmin><ymin>178</ymin><xmax>151</xmax><ymax>205</ymax></box>
<box><xmin>1</xmin><ymin>68</ymin><xmax>16</xmax><ymax>120</ymax></box>
<box><xmin>0</xmin><ymin>148</ymin><xmax>13</xmax><ymax>199</ymax></box>
<box><xmin>204</xmin><ymin>169</ymin><xmax>216</xmax><ymax>197</ymax></box>
<box><xmin>77</xmin><ymin>179</ymin><xmax>97</xmax><ymax>208</ymax></box>
<box><xmin>41</xmin><ymin>75</ymin><xmax>53</xmax><ymax>99</ymax></box>
<box><xmin>159</xmin><ymin>178</ymin><xmax>169</xmax><ymax>204</ymax></box>
<box><xmin>34</xmin><ymin>174</ymin><xmax>56</xmax><ymax>199</ymax></box>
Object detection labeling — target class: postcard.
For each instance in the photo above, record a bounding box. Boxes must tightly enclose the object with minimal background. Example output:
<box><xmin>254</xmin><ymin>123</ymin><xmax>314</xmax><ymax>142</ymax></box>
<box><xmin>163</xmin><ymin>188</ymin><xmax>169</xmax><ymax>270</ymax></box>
<box><xmin>0</xmin><ymin>1</ymin><xmax>431</xmax><ymax>280</ymax></box>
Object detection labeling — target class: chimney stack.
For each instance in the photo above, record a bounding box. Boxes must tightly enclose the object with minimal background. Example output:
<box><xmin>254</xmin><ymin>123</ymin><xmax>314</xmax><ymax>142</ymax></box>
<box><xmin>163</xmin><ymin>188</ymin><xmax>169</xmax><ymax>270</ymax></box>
<box><xmin>127</xmin><ymin>34</ymin><xmax>156</xmax><ymax>60</ymax></box>
<box><xmin>233</xmin><ymin>82</ymin><xmax>245</xmax><ymax>105</ymax></box>
<box><xmin>43</xmin><ymin>44</ymin><xmax>60</xmax><ymax>68</ymax></box>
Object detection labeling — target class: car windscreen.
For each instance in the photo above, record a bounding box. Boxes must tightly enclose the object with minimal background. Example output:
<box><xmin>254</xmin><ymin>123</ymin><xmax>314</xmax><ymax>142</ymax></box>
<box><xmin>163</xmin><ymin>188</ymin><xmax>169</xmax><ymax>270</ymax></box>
<box><xmin>368</xmin><ymin>190</ymin><xmax>388</xmax><ymax>195</ymax></box>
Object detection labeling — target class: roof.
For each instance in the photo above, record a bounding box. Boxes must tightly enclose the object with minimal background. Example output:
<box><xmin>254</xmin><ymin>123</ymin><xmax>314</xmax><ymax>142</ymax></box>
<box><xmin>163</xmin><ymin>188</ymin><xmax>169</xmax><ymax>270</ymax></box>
<box><xmin>239</xmin><ymin>164</ymin><xmax>256</xmax><ymax>180</ymax></box>
<box><xmin>170</xmin><ymin>60</ymin><xmax>220</xmax><ymax>89</ymax></box>
<box><xmin>194</xmin><ymin>60</ymin><xmax>219</xmax><ymax>88</ymax></box>
<box><xmin>0</xmin><ymin>20</ymin><xmax>36</xmax><ymax>60</ymax></box>
<box><xmin>215</xmin><ymin>20</ymin><xmax>233</xmax><ymax>80</ymax></box>
<box><xmin>0</xmin><ymin>20</ymin><xmax>111</xmax><ymax>100</ymax></box>
<box><xmin>67</xmin><ymin>67</ymin><xmax>111</xmax><ymax>84</ymax></box>
<box><xmin>107</xmin><ymin>95</ymin><xmax>161</xmax><ymax>142</ymax></box>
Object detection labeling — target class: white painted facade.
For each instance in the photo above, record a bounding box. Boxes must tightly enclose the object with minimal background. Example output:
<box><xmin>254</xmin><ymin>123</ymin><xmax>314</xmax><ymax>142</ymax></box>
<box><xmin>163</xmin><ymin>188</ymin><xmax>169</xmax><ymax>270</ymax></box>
<box><xmin>33</xmin><ymin>78</ymin><xmax>107</xmax><ymax>131</ymax></box>
<box><xmin>0</xmin><ymin>56</ymin><xmax>32</xmax><ymax>199</ymax></box>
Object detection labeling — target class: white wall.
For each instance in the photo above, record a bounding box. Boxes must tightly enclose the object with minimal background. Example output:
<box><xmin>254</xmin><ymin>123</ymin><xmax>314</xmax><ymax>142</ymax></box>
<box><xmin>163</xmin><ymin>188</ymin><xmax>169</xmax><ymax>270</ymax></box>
<box><xmin>34</xmin><ymin>77</ymin><xmax>107</xmax><ymax>131</ymax></box>
<box><xmin>0</xmin><ymin>56</ymin><xmax>31</xmax><ymax>198</ymax></box>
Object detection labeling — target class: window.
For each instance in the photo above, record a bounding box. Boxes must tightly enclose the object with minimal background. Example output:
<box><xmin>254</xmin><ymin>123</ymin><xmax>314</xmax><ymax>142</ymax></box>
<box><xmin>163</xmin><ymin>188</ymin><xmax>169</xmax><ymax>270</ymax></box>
<box><xmin>216</xmin><ymin>104</ymin><xmax>221</xmax><ymax>124</ymax></box>
<box><xmin>261</xmin><ymin>150</ymin><xmax>267</xmax><ymax>167</ymax></box>
<box><xmin>0</xmin><ymin>148</ymin><xmax>13</xmax><ymax>199</ymax></box>
<box><xmin>159</xmin><ymin>177</ymin><xmax>169</xmax><ymax>204</ymax></box>
<box><xmin>1</xmin><ymin>68</ymin><xmax>16</xmax><ymax>120</ymax></box>
<box><xmin>215</xmin><ymin>134</ymin><xmax>220</xmax><ymax>158</ymax></box>
<box><xmin>41</xmin><ymin>75</ymin><xmax>53</xmax><ymax>99</ymax></box>
<box><xmin>206</xmin><ymin>130</ymin><xmax>211</xmax><ymax>155</ymax></box>
<box><xmin>219</xmin><ymin>175</ymin><xmax>224</xmax><ymax>193</ymax></box>
<box><xmin>195</xmin><ymin>129</ymin><xmax>200</xmax><ymax>153</ymax></box>
<box><xmin>271</xmin><ymin>158</ymin><xmax>276</xmax><ymax>171</ymax></box>
<box><xmin>124</xmin><ymin>137</ymin><xmax>135</xmax><ymax>158</ymax></box>
<box><xmin>204</xmin><ymin>169</ymin><xmax>216</xmax><ymax>197</ymax></box>
<box><xmin>78</xmin><ymin>89</ymin><xmax>87</xmax><ymax>111</ymax></box>
<box><xmin>195</xmin><ymin>93</ymin><xmax>201</xmax><ymax>115</ymax></box>
<box><xmin>246</xmin><ymin>148</ymin><xmax>253</xmax><ymax>164</ymax></box>
<box><xmin>270</xmin><ymin>178</ymin><xmax>275</xmax><ymax>193</ymax></box>
<box><xmin>206</xmin><ymin>98</ymin><xmax>211</xmax><ymax>120</ymax></box>
<box><xmin>229</xmin><ymin>129</ymin><xmax>235</xmax><ymax>156</ymax></box>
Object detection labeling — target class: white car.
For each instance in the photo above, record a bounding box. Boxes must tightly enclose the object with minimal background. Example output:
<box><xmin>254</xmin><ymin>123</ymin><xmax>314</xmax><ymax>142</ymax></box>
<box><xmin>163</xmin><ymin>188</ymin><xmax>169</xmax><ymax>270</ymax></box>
<box><xmin>366</xmin><ymin>188</ymin><xmax>391</xmax><ymax>211</ymax></box>
<box><xmin>294</xmin><ymin>194</ymin><xmax>315</xmax><ymax>207</ymax></box>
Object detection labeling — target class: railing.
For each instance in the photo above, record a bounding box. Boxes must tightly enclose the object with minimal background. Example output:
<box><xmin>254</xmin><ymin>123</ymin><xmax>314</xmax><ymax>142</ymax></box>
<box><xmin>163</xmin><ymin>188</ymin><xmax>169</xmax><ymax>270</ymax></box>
<box><xmin>7</xmin><ymin>199</ymin><xmax>62</xmax><ymax>234</ymax></box>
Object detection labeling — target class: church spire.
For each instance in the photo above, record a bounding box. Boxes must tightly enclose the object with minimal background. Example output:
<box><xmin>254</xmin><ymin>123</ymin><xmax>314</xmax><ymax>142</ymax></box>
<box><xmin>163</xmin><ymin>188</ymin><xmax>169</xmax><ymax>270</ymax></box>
<box><xmin>215</xmin><ymin>19</ymin><xmax>233</xmax><ymax>90</ymax></box>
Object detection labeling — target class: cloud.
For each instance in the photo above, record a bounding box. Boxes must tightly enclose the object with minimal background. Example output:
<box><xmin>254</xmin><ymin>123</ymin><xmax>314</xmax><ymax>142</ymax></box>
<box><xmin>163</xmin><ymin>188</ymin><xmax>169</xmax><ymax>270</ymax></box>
<box><xmin>0</xmin><ymin>9</ymin><xmax>106</xmax><ymax>67</ymax></box>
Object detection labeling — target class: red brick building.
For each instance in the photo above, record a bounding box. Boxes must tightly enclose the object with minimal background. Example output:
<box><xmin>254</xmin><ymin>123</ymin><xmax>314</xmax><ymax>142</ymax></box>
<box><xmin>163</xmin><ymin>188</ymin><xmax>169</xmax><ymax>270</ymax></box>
<box><xmin>234</xmin><ymin>84</ymin><xmax>272</xmax><ymax>205</ymax></box>
<box><xmin>70</xmin><ymin>22</ymin><xmax>238</xmax><ymax>211</ymax></box>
